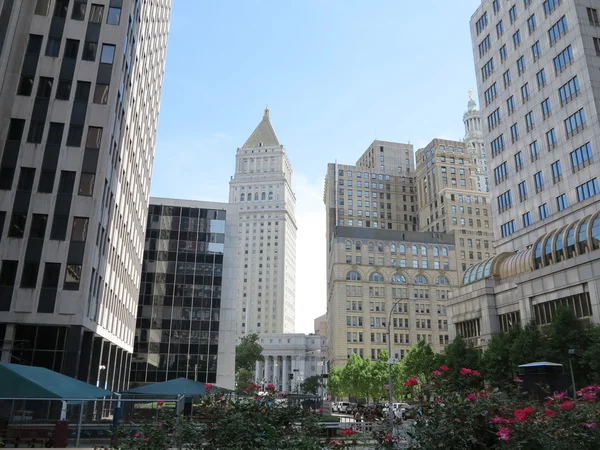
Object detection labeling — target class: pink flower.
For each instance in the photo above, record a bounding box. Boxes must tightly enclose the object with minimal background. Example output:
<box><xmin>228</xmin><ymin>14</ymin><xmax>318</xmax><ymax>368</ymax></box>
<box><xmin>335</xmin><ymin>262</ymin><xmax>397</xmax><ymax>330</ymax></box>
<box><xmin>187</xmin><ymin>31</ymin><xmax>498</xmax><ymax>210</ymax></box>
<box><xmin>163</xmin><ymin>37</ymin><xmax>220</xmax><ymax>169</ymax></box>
<box><xmin>341</xmin><ymin>428</ymin><xmax>354</xmax><ymax>436</ymax></box>
<box><xmin>318</xmin><ymin>407</ymin><xmax>324</xmax><ymax>414</ymax></box>
<box><xmin>496</xmin><ymin>427</ymin><xmax>511</xmax><ymax>441</ymax></box>
<box><xmin>522</xmin><ymin>406</ymin><xmax>535</xmax><ymax>416</ymax></box>
<box><xmin>490</xmin><ymin>416</ymin><xmax>508</xmax><ymax>424</ymax></box>
<box><xmin>266</xmin><ymin>383</ymin><xmax>276</xmax><ymax>391</ymax></box>
<box><xmin>582</xmin><ymin>392</ymin><xmax>596</xmax><ymax>402</ymax></box>
<box><xmin>465</xmin><ymin>393</ymin><xmax>477</xmax><ymax>402</ymax></box>
<box><xmin>205</xmin><ymin>383</ymin><xmax>213</xmax><ymax>392</ymax></box>
<box><xmin>432</xmin><ymin>370</ymin><xmax>442</xmax><ymax>376</ymax></box>
<box><xmin>471</xmin><ymin>370</ymin><xmax>482</xmax><ymax>377</ymax></box>
<box><xmin>460</xmin><ymin>368</ymin><xmax>473</xmax><ymax>376</ymax></box>
<box><xmin>404</xmin><ymin>377</ymin><xmax>418</xmax><ymax>387</ymax></box>
<box><xmin>513</xmin><ymin>409</ymin><xmax>528</xmax><ymax>422</ymax></box>
<box><xmin>513</xmin><ymin>376</ymin><xmax>524</xmax><ymax>383</ymax></box>
<box><xmin>134</xmin><ymin>433</ymin><xmax>140</xmax><ymax>438</ymax></box>
<box><xmin>143</xmin><ymin>438</ymin><xmax>150</xmax><ymax>442</ymax></box>
<box><xmin>479</xmin><ymin>392</ymin><xmax>488</xmax><ymax>399</ymax></box>
<box><xmin>439</xmin><ymin>365</ymin><xmax>449</xmax><ymax>372</ymax></box>
<box><xmin>254</xmin><ymin>395</ymin><xmax>261</xmax><ymax>401</ymax></box>
<box><xmin>545</xmin><ymin>409</ymin><xmax>557</xmax><ymax>417</ymax></box>
<box><xmin>584</xmin><ymin>422</ymin><xmax>597</xmax><ymax>429</ymax></box>
<box><xmin>559</xmin><ymin>400</ymin><xmax>575</xmax><ymax>411</ymax></box>
<box><xmin>551</xmin><ymin>391</ymin><xmax>567</xmax><ymax>402</ymax></box>
<box><xmin>157</xmin><ymin>401</ymin><xmax>164</xmax><ymax>406</ymax></box>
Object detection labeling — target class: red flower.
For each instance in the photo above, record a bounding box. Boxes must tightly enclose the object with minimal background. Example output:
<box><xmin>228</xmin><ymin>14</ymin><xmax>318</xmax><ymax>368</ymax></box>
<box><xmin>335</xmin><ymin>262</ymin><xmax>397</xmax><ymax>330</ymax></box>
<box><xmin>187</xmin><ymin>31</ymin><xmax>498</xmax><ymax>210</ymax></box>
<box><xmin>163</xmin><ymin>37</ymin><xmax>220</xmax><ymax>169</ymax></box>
<box><xmin>559</xmin><ymin>400</ymin><xmax>575</xmax><ymax>411</ymax></box>
<box><xmin>490</xmin><ymin>416</ymin><xmax>509</xmax><ymax>424</ymax></box>
<box><xmin>582</xmin><ymin>392</ymin><xmax>596</xmax><ymax>402</ymax></box>
<box><xmin>513</xmin><ymin>409</ymin><xmax>528</xmax><ymax>422</ymax></box>
<box><xmin>584</xmin><ymin>422</ymin><xmax>596</xmax><ymax>429</ymax></box>
<box><xmin>465</xmin><ymin>393</ymin><xmax>477</xmax><ymax>402</ymax></box>
<box><xmin>404</xmin><ymin>377</ymin><xmax>418</xmax><ymax>387</ymax></box>
<box><xmin>460</xmin><ymin>368</ymin><xmax>473</xmax><ymax>376</ymax></box>
<box><xmin>545</xmin><ymin>399</ymin><xmax>554</xmax><ymax>407</ymax></box>
<box><xmin>479</xmin><ymin>392</ymin><xmax>488</xmax><ymax>399</ymax></box>
<box><xmin>545</xmin><ymin>409</ymin><xmax>557</xmax><ymax>417</ymax></box>
<box><xmin>522</xmin><ymin>406</ymin><xmax>535</xmax><ymax>416</ymax></box>
<box><xmin>471</xmin><ymin>370</ymin><xmax>481</xmax><ymax>377</ymax></box>
<box><xmin>439</xmin><ymin>365</ymin><xmax>449</xmax><ymax>372</ymax></box>
<box><xmin>432</xmin><ymin>370</ymin><xmax>442</xmax><ymax>376</ymax></box>
<box><xmin>496</xmin><ymin>427</ymin><xmax>511</xmax><ymax>441</ymax></box>
<box><xmin>266</xmin><ymin>383</ymin><xmax>276</xmax><ymax>391</ymax></box>
<box><xmin>318</xmin><ymin>407</ymin><xmax>324</xmax><ymax>414</ymax></box>
<box><xmin>205</xmin><ymin>383</ymin><xmax>213</xmax><ymax>392</ymax></box>
<box><xmin>216</xmin><ymin>396</ymin><xmax>223</xmax><ymax>401</ymax></box>
<box><xmin>254</xmin><ymin>395</ymin><xmax>261</xmax><ymax>401</ymax></box>
<box><xmin>341</xmin><ymin>428</ymin><xmax>354</xmax><ymax>436</ymax></box>
<box><xmin>143</xmin><ymin>437</ymin><xmax>150</xmax><ymax>442</ymax></box>
<box><xmin>134</xmin><ymin>433</ymin><xmax>140</xmax><ymax>438</ymax></box>
<box><xmin>157</xmin><ymin>401</ymin><xmax>164</xmax><ymax>406</ymax></box>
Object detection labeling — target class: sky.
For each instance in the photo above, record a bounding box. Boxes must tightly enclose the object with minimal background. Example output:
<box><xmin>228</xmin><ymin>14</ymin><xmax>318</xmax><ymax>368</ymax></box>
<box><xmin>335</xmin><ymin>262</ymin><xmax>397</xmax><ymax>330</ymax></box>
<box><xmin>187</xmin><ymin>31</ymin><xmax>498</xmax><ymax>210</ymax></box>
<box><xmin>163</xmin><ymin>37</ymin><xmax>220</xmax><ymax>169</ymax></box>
<box><xmin>150</xmin><ymin>0</ymin><xmax>482</xmax><ymax>334</ymax></box>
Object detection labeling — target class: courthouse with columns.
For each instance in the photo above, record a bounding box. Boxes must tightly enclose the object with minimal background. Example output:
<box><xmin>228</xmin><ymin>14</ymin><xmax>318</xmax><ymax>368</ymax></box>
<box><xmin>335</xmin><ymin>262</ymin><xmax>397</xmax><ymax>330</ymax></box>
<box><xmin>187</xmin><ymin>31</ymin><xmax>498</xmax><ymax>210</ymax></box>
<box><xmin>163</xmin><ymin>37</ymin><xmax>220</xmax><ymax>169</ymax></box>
<box><xmin>254</xmin><ymin>334</ymin><xmax>327</xmax><ymax>393</ymax></box>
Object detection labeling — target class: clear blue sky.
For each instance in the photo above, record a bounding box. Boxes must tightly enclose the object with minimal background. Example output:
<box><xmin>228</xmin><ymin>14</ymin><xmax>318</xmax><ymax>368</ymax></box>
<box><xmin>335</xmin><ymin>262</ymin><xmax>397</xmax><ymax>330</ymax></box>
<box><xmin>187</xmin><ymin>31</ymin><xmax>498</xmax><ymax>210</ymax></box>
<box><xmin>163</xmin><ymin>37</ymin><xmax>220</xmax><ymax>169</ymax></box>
<box><xmin>150</xmin><ymin>0</ymin><xmax>482</xmax><ymax>333</ymax></box>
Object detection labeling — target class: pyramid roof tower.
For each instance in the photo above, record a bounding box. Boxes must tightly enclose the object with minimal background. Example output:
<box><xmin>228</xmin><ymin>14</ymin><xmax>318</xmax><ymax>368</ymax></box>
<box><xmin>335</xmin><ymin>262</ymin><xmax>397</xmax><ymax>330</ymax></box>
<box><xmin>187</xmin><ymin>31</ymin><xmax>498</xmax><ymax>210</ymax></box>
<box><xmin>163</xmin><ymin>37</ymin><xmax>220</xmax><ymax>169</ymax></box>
<box><xmin>242</xmin><ymin>108</ymin><xmax>280</xmax><ymax>148</ymax></box>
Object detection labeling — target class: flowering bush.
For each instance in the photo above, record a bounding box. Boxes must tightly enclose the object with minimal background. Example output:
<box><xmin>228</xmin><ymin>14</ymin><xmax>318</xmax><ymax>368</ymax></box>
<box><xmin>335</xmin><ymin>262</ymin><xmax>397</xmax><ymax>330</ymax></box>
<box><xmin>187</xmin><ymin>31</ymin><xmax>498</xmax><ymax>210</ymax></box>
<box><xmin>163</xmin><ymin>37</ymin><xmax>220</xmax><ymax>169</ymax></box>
<box><xmin>408</xmin><ymin>367</ymin><xmax>600</xmax><ymax>450</ymax></box>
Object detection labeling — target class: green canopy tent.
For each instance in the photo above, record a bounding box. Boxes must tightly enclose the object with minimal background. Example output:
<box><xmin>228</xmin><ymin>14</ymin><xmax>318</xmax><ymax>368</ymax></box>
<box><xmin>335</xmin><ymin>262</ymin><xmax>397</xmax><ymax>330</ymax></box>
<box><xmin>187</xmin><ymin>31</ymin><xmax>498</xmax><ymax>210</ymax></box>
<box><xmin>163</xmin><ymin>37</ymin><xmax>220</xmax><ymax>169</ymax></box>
<box><xmin>123</xmin><ymin>378</ymin><xmax>230</xmax><ymax>397</ymax></box>
<box><xmin>0</xmin><ymin>362</ymin><xmax>113</xmax><ymax>399</ymax></box>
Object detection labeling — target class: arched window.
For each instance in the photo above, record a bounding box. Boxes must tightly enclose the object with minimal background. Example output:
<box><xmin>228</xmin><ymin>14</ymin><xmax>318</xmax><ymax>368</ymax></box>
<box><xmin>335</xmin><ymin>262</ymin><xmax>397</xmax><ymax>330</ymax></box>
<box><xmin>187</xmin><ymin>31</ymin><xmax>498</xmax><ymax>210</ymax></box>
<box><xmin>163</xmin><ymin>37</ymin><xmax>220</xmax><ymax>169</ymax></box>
<box><xmin>345</xmin><ymin>240</ymin><xmax>352</xmax><ymax>250</ymax></box>
<box><xmin>592</xmin><ymin>217</ymin><xmax>600</xmax><ymax>250</ymax></box>
<box><xmin>436</xmin><ymin>276</ymin><xmax>450</xmax><ymax>286</ymax></box>
<box><xmin>240</xmin><ymin>193</ymin><xmax>245</xmax><ymax>201</ymax></box>
<box><xmin>421</xmin><ymin>246</ymin><xmax>427</xmax><ymax>256</ymax></box>
<box><xmin>247</xmin><ymin>193</ymin><xmax>252</xmax><ymax>201</ymax></box>
<box><xmin>369</xmin><ymin>272</ymin><xmax>384</xmax><ymax>282</ymax></box>
<box><xmin>534</xmin><ymin>240</ymin><xmax>543</xmax><ymax>269</ymax></box>
<box><xmin>399</xmin><ymin>244</ymin><xmax>406</xmax><ymax>254</ymax></box>
<box><xmin>355</xmin><ymin>241</ymin><xmax>362</xmax><ymax>251</ymax></box>
<box><xmin>261</xmin><ymin>192</ymin><xmax>266</xmax><ymax>201</ymax></box>
<box><xmin>378</xmin><ymin>242</ymin><xmax>384</xmax><ymax>252</ymax></box>
<box><xmin>442</xmin><ymin>247</ymin><xmax>449</xmax><ymax>257</ymax></box>
<box><xmin>556</xmin><ymin>231</ymin><xmax>565</xmax><ymax>261</ymax></box>
<box><xmin>463</xmin><ymin>267</ymin><xmax>472</xmax><ymax>285</ymax></box>
<box><xmin>412</xmin><ymin>245</ymin><xmax>418</xmax><ymax>255</ymax></box>
<box><xmin>268</xmin><ymin>192</ymin><xmax>273</xmax><ymax>200</ymax></box>
<box><xmin>578</xmin><ymin>222</ymin><xmax>589</xmax><ymax>254</ymax></box>
<box><xmin>390</xmin><ymin>244</ymin><xmax>396</xmax><ymax>253</ymax></box>
<box><xmin>368</xmin><ymin>242</ymin><xmax>375</xmax><ymax>251</ymax></box>
<box><xmin>414</xmin><ymin>275</ymin><xmax>428</xmax><ymax>285</ymax></box>
<box><xmin>566</xmin><ymin>227</ymin><xmax>576</xmax><ymax>258</ymax></box>
<box><xmin>392</xmin><ymin>273</ymin><xmax>406</xmax><ymax>284</ymax></box>
<box><xmin>254</xmin><ymin>193</ymin><xmax>259</xmax><ymax>201</ymax></box>
<box><xmin>433</xmin><ymin>247</ymin><xmax>439</xmax><ymax>257</ymax></box>
<box><xmin>544</xmin><ymin>236</ymin><xmax>553</xmax><ymax>265</ymax></box>
<box><xmin>346</xmin><ymin>271</ymin><xmax>361</xmax><ymax>281</ymax></box>
<box><xmin>483</xmin><ymin>259</ymin><xmax>493</xmax><ymax>277</ymax></box>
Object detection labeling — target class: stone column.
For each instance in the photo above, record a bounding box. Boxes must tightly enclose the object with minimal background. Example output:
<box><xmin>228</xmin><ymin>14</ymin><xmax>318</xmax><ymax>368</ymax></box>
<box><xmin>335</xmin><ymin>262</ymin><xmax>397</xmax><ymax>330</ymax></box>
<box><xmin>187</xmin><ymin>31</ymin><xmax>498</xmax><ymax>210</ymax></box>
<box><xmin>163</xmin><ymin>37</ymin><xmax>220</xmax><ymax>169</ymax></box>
<box><xmin>282</xmin><ymin>356</ymin><xmax>288</xmax><ymax>393</ymax></box>
<box><xmin>255</xmin><ymin>360</ymin><xmax>261</xmax><ymax>383</ymax></box>
<box><xmin>273</xmin><ymin>356</ymin><xmax>278</xmax><ymax>388</ymax></box>
<box><xmin>264</xmin><ymin>356</ymin><xmax>270</xmax><ymax>385</ymax></box>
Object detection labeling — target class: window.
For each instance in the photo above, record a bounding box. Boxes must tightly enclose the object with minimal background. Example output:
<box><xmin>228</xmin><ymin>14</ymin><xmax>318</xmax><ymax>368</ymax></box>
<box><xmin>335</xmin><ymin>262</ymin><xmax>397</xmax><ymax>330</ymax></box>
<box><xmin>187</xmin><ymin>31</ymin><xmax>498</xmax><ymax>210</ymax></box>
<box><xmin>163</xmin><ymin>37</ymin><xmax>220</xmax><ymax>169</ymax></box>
<box><xmin>553</xmin><ymin>45</ymin><xmax>573</xmax><ymax>73</ymax></box>
<box><xmin>507</xmin><ymin>96</ymin><xmax>515</xmax><ymax>115</ymax></box>
<box><xmin>436</xmin><ymin>276</ymin><xmax>450</xmax><ymax>286</ymax></box>
<box><xmin>369</xmin><ymin>272</ymin><xmax>384</xmax><ymax>282</ymax></box>
<box><xmin>29</xmin><ymin>214</ymin><xmax>47</xmax><ymax>239</ymax></box>
<box><xmin>35</xmin><ymin>0</ymin><xmax>50</xmax><ymax>15</ymax></box>
<box><xmin>499</xmin><ymin>44</ymin><xmax>507</xmax><ymax>62</ymax></box>
<box><xmin>53</xmin><ymin>0</ymin><xmax>68</xmax><ymax>17</ymax></box>
<box><xmin>66</xmin><ymin>125</ymin><xmax>83</xmax><ymax>147</ymax></box>
<box><xmin>534</xmin><ymin>171</ymin><xmax>545</xmax><ymax>193</ymax></box>
<box><xmin>510</xmin><ymin>123</ymin><xmax>519</xmax><ymax>143</ymax></box>
<box><xmin>82</xmin><ymin>42</ymin><xmax>97</xmax><ymax>61</ymax></box>
<box><xmin>64</xmin><ymin>39</ymin><xmax>79</xmax><ymax>59</ymax></box>
<box><xmin>503</xmin><ymin>69</ymin><xmax>511</xmax><ymax>88</ymax></box>
<box><xmin>525</xmin><ymin>111</ymin><xmax>535</xmax><ymax>132</ymax></box>
<box><xmin>493</xmin><ymin>0</ymin><xmax>500</xmax><ymax>13</ymax></box>
<box><xmin>548</xmin><ymin>16</ymin><xmax>568</xmax><ymax>45</ymax></box>
<box><xmin>497</xmin><ymin>20</ymin><xmax>504</xmax><ymax>37</ymax></box>
<box><xmin>546</xmin><ymin>128</ymin><xmax>557</xmax><ymax>149</ymax></box>
<box><xmin>89</xmin><ymin>4</ymin><xmax>104</xmax><ymax>23</ymax></box>
<box><xmin>544</xmin><ymin>0</ymin><xmax>561</xmax><ymax>16</ymax></box>
<box><xmin>517</xmin><ymin>56</ymin><xmax>526</xmax><ymax>75</ymax></box>
<box><xmin>521</xmin><ymin>83</ymin><xmax>530</xmax><ymax>103</ymax></box>
<box><xmin>527</xmin><ymin>14</ymin><xmax>537</xmax><ymax>33</ymax></box>
<box><xmin>27</xmin><ymin>121</ymin><xmax>44</xmax><ymax>143</ymax></box>
<box><xmin>509</xmin><ymin>5</ymin><xmax>517</xmax><ymax>23</ymax></box>
<box><xmin>475</xmin><ymin>11</ymin><xmax>488</xmax><ymax>35</ymax></box>
<box><xmin>570</xmin><ymin>143</ymin><xmax>593</xmax><ymax>172</ymax></box>
<box><xmin>576</xmin><ymin>179</ymin><xmax>600</xmax><ymax>202</ymax></box>
<box><xmin>557</xmin><ymin>194</ymin><xmax>568</xmax><ymax>211</ymax></box>
<box><xmin>551</xmin><ymin>160</ymin><xmax>562</xmax><ymax>183</ymax></box>
<box><xmin>36</xmin><ymin>77</ymin><xmax>53</xmax><ymax>98</ymax></box>
<box><xmin>588</xmin><ymin>7</ymin><xmax>600</xmax><ymax>26</ymax></box>
<box><xmin>107</xmin><ymin>7</ymin><xmax>121</xmax><ymax>25</ymax></box>
<box><xmin>346</xmin><ymin>271</ymin><xmax>361</xmax><ymax>281</ymax></box>
<box><xmin>414</xmin><ymin>275</ymin><xmax>428</xmax><ymax>285</ymax></box>
<box><xmin>484</xmin><ymin>83</ymin><xmax>497</xmax><ymax>105</ymax></box>
<box><xmin>536</xmin><ymin>69</ymin><xmax>546</xmax><ymax>89</ymax></box>
<box><xmin>513</xmin><ymin>30</ymin><xmax>521</xmax><ymax>48</ymax></box>
<box><xmin>559</xmin><ymin>76</ymin><xmax>580</xmax><ymax>105</ymax></box>
<box><xmin>64</xmin><ymin>264</ymin><xmax>82</xmax><ymax>290</ymax></box>
<box><xmin>71</xmin><ymin>217</ymin><xmax>89</xmax><ymax>242</ymax></box>
<box><xmin>45</xmin><ymin>38</ymin><xmax>61</xmax><ymax>57</ymax></box>
<box><xmin>100</xmin><ymin>44</ymin><xmax>116</xmax><ymax>64</ymax></box>
<box><xmin>74</xmin><ymin>81</ymin><xmax>91</xmax><ymax>102</ymax></box>
<box><xmin>56</xmin><ymin>80</ymin><xmax>71</xmax><ymax>100</ymax></box>
<box><xmin>17</xmin><ymin>76</ymin><xmax>34</xmax><ymax>96</ymax></box>
<box><xmin>487</xmin><ymin>108</ymin><xmax>501</xmax><ymax>131</ymax></box>
<box><xmin>522</xmin><ymin>211</ymin><xmax>532</xmax><ymax>228</ymax></box>
<box><xmin>20</xmin><ymin>262</ymin><xmax>40</xmax><ymax>288</ymax></box>
<box><xmin>479</xmin><ymin>34</ymin><xmax>491</xmax><ymax>58</ymax></box>
<box><xmin>541</xmin><ymin>98</ymin><xmax>551</xmax><ymax>119</ymax></box>
<box><xmin>481</xmin><ymin>58</ymin><xmax>494</xmax><ymax>81</ymax></box>
<box><xmin>392</xmin><ymin>274</ymin><xmax>406</xmax><ymax>284</ymax></box>
<box><xmin>531</xmin><ymin>41</ymin><xmax>541</xmax><ymax>61</ymax></box>
<box><xmin>491</xmin><ymin>135</ymin><xmax>505</xmax><ymax>157</ymax></box>
<box><xmin>71</xmin><ymin>1</ymin><xmax>86</xmax><ymax>20</ymax></box>
<box><xmin>501</xmin><ymin>220</ymin><xmax>516</xmax><ymax>237</ymax></box>
<box><xmin>518</xmin><ymin>180</ymin><xmax>528</xmax><ymax>202</ymax></box>
<box><xmin>8</xmin><ymin>214</ymin><xmax>26</xmax><ymax>238</ymax></box>
<box><xmin>515</xmin><ymin>151</ymin><xmax>524</xmax><ymax>172</ymax></box>
<box><xmin>564</xmin><ymin>108</ymin><xmax>586</xmax><ymax>138</ymax></box>
<box><xmin>494</xmin><ymin>162</ymin><xmax>509</xmax><ymax>185</ymax></box>
<box><xmin>539</xmin><ymin>203</ymin><xmax>549</xmax><ymax>219</ymax></box>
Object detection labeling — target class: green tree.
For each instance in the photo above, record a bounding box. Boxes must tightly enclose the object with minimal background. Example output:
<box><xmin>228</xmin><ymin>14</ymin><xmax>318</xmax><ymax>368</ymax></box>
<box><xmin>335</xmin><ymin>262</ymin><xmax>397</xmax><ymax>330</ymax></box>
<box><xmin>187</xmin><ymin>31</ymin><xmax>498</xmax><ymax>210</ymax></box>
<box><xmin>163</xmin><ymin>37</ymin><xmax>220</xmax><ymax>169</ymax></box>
<box><xmin>235</xmin><ymin>333</ymin><xmax>264</xmax><ymax>372</ymax></box>
<box><xmin>366</xmin><ymin>351</ymin><xmax>390</xmax><ymax>403</ymax></box>
<box><xmin>442</xmin><ymin>335</ymin><xmax>481</xmax><ymax>371</ymax></box>
<box><xmin>341</xmin><ymin>353</ymin><xmax>369</xmax><ymax>400</ymax></box>
<box><xmin>401</xmin><ymin>339</ymin><xmax>442</xmax><ymax>385</ymax></box>
<box><xmin>235</xmin><ymin>368</ymin><xmax>254</xmax><ymax>392</ymax></box>
<box><xmin>300</xmin><ymin>375</ymin><xmax>323</xmax><ymax>395</ymax></box>
<box><xmin>509</xmin><ymin>320</ymin><xmax>548</xmax><ymax>367</ymax></box>
<box><xmin>326</xmin><ymin>367</ymin><xmax>344</xmax><ymax>399</ymax></box>
<box><xmin>481</xmin><ymin>330</ymin><xmax>518</xmax><ymax>390</ymax></box>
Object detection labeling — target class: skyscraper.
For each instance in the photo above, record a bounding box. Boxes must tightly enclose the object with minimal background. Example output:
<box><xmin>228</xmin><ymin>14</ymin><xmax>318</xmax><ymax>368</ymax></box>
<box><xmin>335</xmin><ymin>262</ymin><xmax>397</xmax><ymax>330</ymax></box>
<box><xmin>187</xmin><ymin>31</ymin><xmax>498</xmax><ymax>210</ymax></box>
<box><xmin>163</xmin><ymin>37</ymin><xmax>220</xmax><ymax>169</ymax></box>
<box><xmin>463</xmin><ymin>93</ymin><xmax>490</xmax><ymax>193</ymax></box>
<box><xmin>229</xmin><ymin>109</ymin><xmax>296</xmax><ymax>336</ymax></box>
<box><xmin>0</xmin><ymin>0</ymin><xmax>171</xmax><ymax>390</ymax></box>
<box><xmin>471</xmin><ymin>0</ymin><xmax>600</xmax><ymax>253</ymax></box>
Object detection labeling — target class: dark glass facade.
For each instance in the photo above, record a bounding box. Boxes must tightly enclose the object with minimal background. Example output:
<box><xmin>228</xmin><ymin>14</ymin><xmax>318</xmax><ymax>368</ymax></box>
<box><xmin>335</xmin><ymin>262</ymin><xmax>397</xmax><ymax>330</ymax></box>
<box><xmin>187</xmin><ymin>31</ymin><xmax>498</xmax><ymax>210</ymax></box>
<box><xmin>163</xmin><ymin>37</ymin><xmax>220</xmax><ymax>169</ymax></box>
<box><xmin>131</xmin><ymin>204</ymin><xmax>227</xmax><ymax>385</ymax></box>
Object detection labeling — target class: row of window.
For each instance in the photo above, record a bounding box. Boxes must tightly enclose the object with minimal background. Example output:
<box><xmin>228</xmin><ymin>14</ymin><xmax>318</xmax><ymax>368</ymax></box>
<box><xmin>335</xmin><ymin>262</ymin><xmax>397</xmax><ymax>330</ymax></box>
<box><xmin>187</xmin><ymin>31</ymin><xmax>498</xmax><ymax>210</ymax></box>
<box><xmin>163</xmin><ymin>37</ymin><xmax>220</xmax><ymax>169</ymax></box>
<box><xmin>344</xmin><ymin>241</ymin><xmax>449</xmax><ymax>256</ymax></box>
<box><xmin>345</xmin><ymin>255</ymin><xmax>451</xmax><ymax>270</ymax></box>
<box><xmin>346</xmin><ymin>271</ymin><xmax>451</xmax><ymax>286</ymax></box>
<box><xmin>35</xmin><ymin>0</ymin><xmax>122</xmax><ymax>26</ymax></box>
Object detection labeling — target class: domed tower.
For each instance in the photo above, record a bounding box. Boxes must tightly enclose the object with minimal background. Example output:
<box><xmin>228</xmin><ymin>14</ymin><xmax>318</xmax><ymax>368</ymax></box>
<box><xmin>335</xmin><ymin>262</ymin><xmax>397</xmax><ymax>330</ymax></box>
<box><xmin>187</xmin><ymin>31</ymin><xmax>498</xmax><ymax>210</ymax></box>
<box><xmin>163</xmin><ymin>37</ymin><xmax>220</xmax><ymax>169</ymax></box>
<box><xmin>463</xmin><ymin>91</ymin><xmax>489</xmax><ymax>192</ymax></box>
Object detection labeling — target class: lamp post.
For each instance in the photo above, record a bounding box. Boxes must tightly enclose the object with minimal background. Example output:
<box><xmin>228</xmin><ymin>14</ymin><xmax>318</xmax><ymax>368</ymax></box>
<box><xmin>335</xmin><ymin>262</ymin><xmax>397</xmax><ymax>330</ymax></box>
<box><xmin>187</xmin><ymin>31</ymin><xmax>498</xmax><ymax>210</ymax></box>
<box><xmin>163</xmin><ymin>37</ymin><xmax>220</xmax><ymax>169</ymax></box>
<box><xmin>294</xmin><ymin>349</ymin><xmax>321</xmax><ymax>394</ymax></box>
<box><xmin>568</xmin><ymin>349</ymin><xmax>583</xmax><ymax>398</ymax></box>
<box><xmin>386</xmin><ymin>297</ymin><xmax>415</xmax><ymax>420</ymax></box>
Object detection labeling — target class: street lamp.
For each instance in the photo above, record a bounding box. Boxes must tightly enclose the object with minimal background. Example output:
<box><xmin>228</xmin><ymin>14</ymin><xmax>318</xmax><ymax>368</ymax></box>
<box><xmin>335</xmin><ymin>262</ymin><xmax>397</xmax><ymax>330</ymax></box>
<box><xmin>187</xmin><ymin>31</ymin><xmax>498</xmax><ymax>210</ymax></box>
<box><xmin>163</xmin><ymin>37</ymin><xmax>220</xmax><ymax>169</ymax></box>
<box><xmin>568</xmin><ymin>349</ymin><xmax>583</xmax><ymax>398</ymax></box>
<box><xmin>294</xmin><ymin>349</ymin><xmax>322</xmax><ymax>394</ymax></box>
<box><xmin>386</xmin><ymin>297</ymin><xmax>416</xmax><ymax>420</ymax></box>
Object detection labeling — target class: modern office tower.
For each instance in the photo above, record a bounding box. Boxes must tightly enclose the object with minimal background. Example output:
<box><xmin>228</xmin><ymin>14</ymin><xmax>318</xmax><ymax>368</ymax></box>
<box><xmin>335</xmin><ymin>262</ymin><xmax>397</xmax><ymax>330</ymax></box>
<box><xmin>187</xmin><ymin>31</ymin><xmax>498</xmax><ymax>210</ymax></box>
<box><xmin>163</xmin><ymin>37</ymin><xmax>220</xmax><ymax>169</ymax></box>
<box><xmin>471</xmin><ymin>0</ymin><xmax>600</xmax><ymax>253</ymax></box>
<box><xmin>255</xmin><ymin>333</ymin><xmax>326</xmax><ymax>393</ymax></box>
<box><xmin>0</xmin><ymin>0</ymin><xmax>171</xmax><ymax>389</ymax></box>
<box><xmin>415</xmin><ymin>138</ymin><xmax>494</xmax><ymax>274</ymax></box>
<box><xmin>131</xmin><ymin>199</ymin><xmax>237</xmax><ymax>389</ymax></box>
<box><xmin>326</xmin><ymin>227</ymin><xmax>457</xmax><ymax>368</ymax></box>
<box><xmin>229</xmin><ymin>109</ymin><xmax>297</xmax><ymax>336</ymax></box>
<box><xmin>445</xmin><ymin>0</ymin><xmax>600</xmax><ymax>348</ymax></box>
<box><xmin>463</xmin><ymin>94</ymin><xmax>490</xmax><ymax>193</ymax></box>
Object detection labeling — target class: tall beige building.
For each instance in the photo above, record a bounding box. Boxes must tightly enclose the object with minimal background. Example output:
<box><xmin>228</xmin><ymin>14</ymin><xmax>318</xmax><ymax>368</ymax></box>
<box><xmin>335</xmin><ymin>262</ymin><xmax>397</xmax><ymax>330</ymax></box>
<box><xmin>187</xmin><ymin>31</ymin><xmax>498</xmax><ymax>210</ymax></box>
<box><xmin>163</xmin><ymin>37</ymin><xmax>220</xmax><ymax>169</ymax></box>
<box><xmin>229</xmin><ymin>109</ymin><xmax>296</xmax><ymax>336</ymax></box>
<box><xmin>464</xmin><ymin>94</ymin><xmax>490</xmax><ymax>193</ymax></box>
<box><xmin>0</xmin><ymin>0</ymin><xmax>171</xmax><ymax>388</ymax></box>
<box><xmin>416</xmin><ymin>138</ymin><xmax>494</xmax><ymax>273</ymax></box>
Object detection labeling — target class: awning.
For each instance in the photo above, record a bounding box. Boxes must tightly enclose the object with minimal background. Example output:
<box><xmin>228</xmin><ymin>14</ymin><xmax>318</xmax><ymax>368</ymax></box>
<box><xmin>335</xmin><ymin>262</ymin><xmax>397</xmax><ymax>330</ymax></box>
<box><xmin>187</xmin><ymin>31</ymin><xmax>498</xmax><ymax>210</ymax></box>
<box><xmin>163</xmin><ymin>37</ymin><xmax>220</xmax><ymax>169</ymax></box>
<box><xmin>123</xmin><ymin>378</ymin><xmax>229</xmax><ymax>396</ymax></box>
<box><xmin>0</xmin><ymin>362</ymin><xmax>113</xmax><ymax>399</ymax></box>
